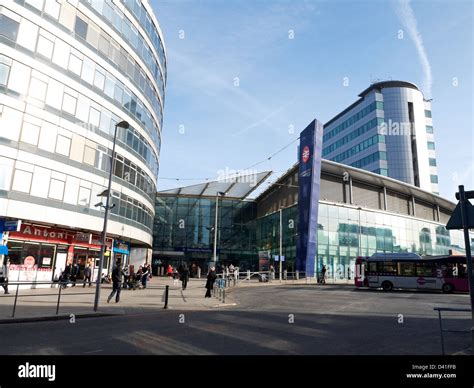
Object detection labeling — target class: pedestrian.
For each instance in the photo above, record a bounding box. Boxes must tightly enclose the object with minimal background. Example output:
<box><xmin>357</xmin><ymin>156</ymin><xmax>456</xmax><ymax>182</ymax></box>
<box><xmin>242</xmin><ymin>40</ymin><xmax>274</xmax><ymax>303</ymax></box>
<box><xmin>71</xmin><ymin>261</ymin><xmax>79</xmax><ymax>287</ymax></box>
<box><xmin>172</xmin><ymin>267</ymin><xmax>179</xmax><ymax>286</ymax></box>
<box><xmin>0</xmin><ymin>256</ymin><xmax>10</xmax><ymax>294</ymax></box>
<box><xmin>107</xmin><ymin>260</ymin><xmax>123</xmax><ymax>303</ymax></box>
<box><xmin>167</xmin><ymin>264</ymin><xmax>173</xmax><ymax>278</ymax></box>
<box><xmin>321</xmin><ymin>265</ymin><xmax>327</xmax><ymax>284</ymax></box>
<box><xmin>205</xmin><ymin>266</ymin><xmax>217</xmax><ymax>298</ymax></box>
<box><xmin>180</xmin><ymin>265</ymin><xmax>189</xmax><ymax>290</ymax></box>
<box><xmin>141</xmin><ymin>264</ymin><xmax>149</xmax><ymax>288</ymax></box>
<box><xmin>83</xmin><ymin>262</ymin><xmax>92</xmax><ymax>287</ymax></box>
<box><xmin>197</xmin><ymin>265</ymin><xmax>201</xmax><ymax>279</ymax></box>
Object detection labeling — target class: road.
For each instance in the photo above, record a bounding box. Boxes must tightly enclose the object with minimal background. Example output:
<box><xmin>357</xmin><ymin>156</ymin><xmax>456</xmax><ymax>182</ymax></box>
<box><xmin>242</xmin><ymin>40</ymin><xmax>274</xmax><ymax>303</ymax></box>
<box><xmin>0</xmin><ymin>285</ymin><xmax>471</xmax><ymax>355</ymax></box>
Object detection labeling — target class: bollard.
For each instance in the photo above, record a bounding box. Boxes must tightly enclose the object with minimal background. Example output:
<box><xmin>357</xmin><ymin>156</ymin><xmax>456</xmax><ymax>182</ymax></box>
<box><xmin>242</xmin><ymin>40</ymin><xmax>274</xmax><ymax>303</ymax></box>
<box><xmin>284</xmin><ymin>270</ymin><xmax>287</xmax><ymax>280</ymax></box>
<box><xmin>223</xmin><ymin>289</ymin><xmax>226</xmax><ymax>304</ymax></box>
<box><xmin>11</xmin><ymin>283</ymin><xmax>20</xmax><ymax>318</ymax></box>
<box><xmin>56</xmin><ymin>283</ymin><xmax>63</xmax><ymax>315</ymax></box>
<box><xmin>163</xmin><ymin>285</ymin><xmax>169</xmax><ymax>309</ymax></box>
<box><xmin>296</xmin><ymin>270</ymin><xmax>299</xmax><ymax>280</ymax></box>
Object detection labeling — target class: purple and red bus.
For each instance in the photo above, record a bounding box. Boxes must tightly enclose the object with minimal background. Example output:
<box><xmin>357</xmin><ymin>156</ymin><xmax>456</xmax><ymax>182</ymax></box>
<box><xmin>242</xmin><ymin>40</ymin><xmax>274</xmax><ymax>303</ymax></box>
<box><xmin>355</xmin><ymin>253</ymin><xmax>469</xmax><ymax>293</ymax></box>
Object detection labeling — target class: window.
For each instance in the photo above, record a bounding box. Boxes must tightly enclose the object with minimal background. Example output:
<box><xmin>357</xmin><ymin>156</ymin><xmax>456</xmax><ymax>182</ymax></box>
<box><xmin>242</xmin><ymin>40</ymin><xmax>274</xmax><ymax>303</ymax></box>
<box><xmin>25</xmin><ymin>0</ymin><xmax>44</xmax><ymax>10</ymax></box>
<box><xmin>427</xmin><ymin>142</ymin><xmax>435</xmax><ymax>150</ymax></box>
<box><xmin>30</xmin><ymin>166</ymin><xmax>50</xmax><ymax>198</ymax></box>
<box><xmin>44</xmin><ymin>0</ymin><xmax>60</xmax><ymax>19</ymax></box>
<box><xmin>83</xmin><ymin>145</ymin><xmax>96</xmax><ymax>165</ymax></box>
<box><xmin>416</xmin><ymin>262</ymin><xmax>436</xmax><ymax>277</ymax></box>
<box><xmin>376</xmin><ymin>101</ymin><xmax>384</xmax><ymax>110</ymax></box>
<box><xmin>397</xmin><ymin>262</ymin><xmax>415</xmax><ymax>276</ymax></box>
<box><xmin>81</xmin><ymin>57</ymin><xmax>95</xmax><ymax>84</ymax></box>
<box><xmin>12</xmin><ymin>169</ymin><xmax>33</xmax><ymax>193</ymax></box>
<box><xmin>51</xmin><ymin>38</ymin><xmax>70</xmax><ymax>68</ymax></box>
<box><xmin>49</xmin><ymin>179</ymin><xmax>65</xmax><ymax>201</ymax></box>
<box><xmin>38</xmin><ymin>122</ymin><xmax>57</xmax><ymax>152</ymax></box>
<box><xmin>74</xmin><ymin>15</ymin><xmax>88</xmax><ymax>40</ymax></box>
<box><xmin>37</xmin><ymin>34</ymin><xmax>55</xmax><ymax>59</ymax></box>
<box><xmin>62</xmin><ymin>93</ymin><xmax>77</xmax><ymax>115</ymax></box>
<box><xmin>98</xmin><ymin>32</ymin><xmax>110</xmax><ymax>55</ymax></box>
<box><xmin>0</xmin><ymin>15</ymin><xmax>19</xmax><ymax>41</ymax></box>
<box><xmin>68</xmin><ymin>53</ymin><xmax>82</xmax><ymax>75</ymax></box>
<box><xmin>75</xmin><ymin>95</ymin><xmax>90</xmax><ymax>122</ymax></box>
<box><xmin>424</xmin><ymin>110</ymin><xmax>432</xmax><ymax>118</ymax></box>
<box><xmin>0</xmin><ymin>58</ymin><xmax>11</xmax><ymax>86</ymax></box>
<box><xmin>89</xmin><ymin>107</ymin><xmax>101</xmax><ymax>127</ymax></box>
<box><xmin>78</xmin><ymin>186</ymin><xmax>91</xmax><ymax>206</ymax></box>
<box><xmin>104</xmin><ymin>75</ymin><xmax>114</xmax><ymax>98</ymax></box>
<box><xmin>55</xmin><ymin>134</ymin><xmax>71</xmax><ymax>156</ymax></box>
<box><xmin>29</xmin><ymin>77</ymin><xmax>47</xmax><ymax>101</ymax></box>
<box><xmin>0</xmin><ymin>157</ymin><xmax>14</xmax><ymax>190</ymax></box>
<box><xmin>426</xmin><ymin>125</ymin><xmax>433</xmax><ymax>134</ymax></box>
<box><xmin>430</xmin><ymin>175</ymin><xmax>438</xmax><ymax>184</ymax></box>
<box><xmin>429</xmin><ymin>158</ymin><xmax>437</xmax><ymax>167</ymax></box>
<box><xmin>17</xmin><ymin>19</ymin><xmax>38</xmax><ymax>51</ymax></box>
<box><xmin>8</xmin><ymin>61</ymin><xmax>31</xmax><ymax>95</ymax></box>
<box><xmin>94</xmin><ymin>69</ymin><xmax>105</xmax><ymax>90</ymax></box>
<box><xmin>21</xmin><ymin>121</ymin><xmax>41</xmax><ymax>146</ymax></box>
<box><xmin>0</xmin><ymin>106</ymin><xmax>22</xmax><ymax>141</ymax></box>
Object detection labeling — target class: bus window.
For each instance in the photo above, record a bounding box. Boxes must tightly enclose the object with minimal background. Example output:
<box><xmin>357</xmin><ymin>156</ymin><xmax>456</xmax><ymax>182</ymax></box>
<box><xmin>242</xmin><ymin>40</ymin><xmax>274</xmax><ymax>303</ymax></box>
<box><xmin>416</xmin><ymin>261</ymin><xmax>436</xmax><ymax>277</ymax></box>
<box><xmin>368</xmin><ymin>262</ymin><xmax>377</xmax><ymax>273</ymax></box>
<box><xmin>377</xmin><ymin>261</ymin><xmax>396</xmax><ymax>274</ymax></box>
<box><xmin>398</xmin><ymin>261</ymin><xmax>415</xmax><ymax>276</ymax></box>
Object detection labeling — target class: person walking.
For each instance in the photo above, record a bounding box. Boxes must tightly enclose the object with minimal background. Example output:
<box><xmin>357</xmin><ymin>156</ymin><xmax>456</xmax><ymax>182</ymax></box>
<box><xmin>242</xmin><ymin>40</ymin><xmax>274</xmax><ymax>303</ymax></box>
<box><xmin>83</xmin><ymin>262</ymin><xmax>92</xmax><ymax>287</ymax></box>
<box><xmin>180</xmin><ymin>265</ymin><xmax>189</xmax><ymax>291</ymax></box>
<box><xmin>321</xmin><ymin>265</ymin><xmax>327</xmax><ymax>284</ymax></box>
<box><xmin>0</xmin><ymin>256</ymin><xmax>10</xmax><ymax>294</ymax></box>
<box><xmin>107</xmin><ymin>260</ymin><xmax>123</xmax><ymax>303</ymax></box>
<box><xmin>141</xmin><ymin>263</ymin><xmax>149</xmax><ymax>288</ymax></box>
<box><xmin>167</xmin><ymin>264</ymin><xmax>173</xmax><ymax>278</ymax></box>
<box><xmin>71</xmin><ymin>261</ymin><xmax>79</xmax><ymax>287</ymax></box>
<box><xmin>205</xmin><ymin>266</ymin><xmax>217</xmax><ymax>298</ymax></box>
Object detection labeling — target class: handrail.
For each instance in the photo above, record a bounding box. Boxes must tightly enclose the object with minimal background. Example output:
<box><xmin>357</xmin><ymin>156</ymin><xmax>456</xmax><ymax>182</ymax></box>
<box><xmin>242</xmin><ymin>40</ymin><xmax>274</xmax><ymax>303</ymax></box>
<box><xmin>433</xmin><ymin>307</ymin><xmax>472</xmax><ymax>355</ymax></box>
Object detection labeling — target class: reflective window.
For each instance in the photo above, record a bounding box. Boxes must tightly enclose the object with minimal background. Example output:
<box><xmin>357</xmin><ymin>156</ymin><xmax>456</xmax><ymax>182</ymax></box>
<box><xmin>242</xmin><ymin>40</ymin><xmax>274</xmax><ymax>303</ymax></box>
<box><xmin>25</xmin><ymin>0</ymin><xmax>44</xmax><ymax>10</ymax></box>
<box><xmin>430</xmin><ymin>175</ymin><xmax>438</xmax><ymax>184</ymax></box>
<box><xmin>89</xmin><ymin>107</ymin><xmax>101</xmax><ymax>127</ymax></box>
<box><xmin>81</xmin><ymin>57</ymin><xmax>95</xmax><ymax>84</ymax></box>
<box><xmin>8</xmin><ymin>61</ymin><xmax>31</xmax><ymax>95</ymax></box>
<box><xmin>93</xmin><ymin>69</ymin><xmax>105</xmax><ymax>90</ymax></box>
<box><xmin>429</xmin><ymin>158</ymin><xmax>437</xmax><ymax>167</ymax></box>
<box><xmin>0</xmin><ymin>15</ymin><xmax>19</xmax><ymax>41</ymax></box>
<box><xmin>44</xmin><ymin>0</ymin><xmax>61</xmax><ymax>19</ymax></box>
<box><xmin>74</xmin><ymin>15</ymin><xmax>88</xmax><ymax>40</ymax></box>
<box><xmin>0</xmin><ymin>157</ymin><xmax>14</xmax><ymax>191</ymax></box>
<box><xmin>0</xmin><ymin>60</ymin><xmax>11</xmax><ymax>86</ymax></box>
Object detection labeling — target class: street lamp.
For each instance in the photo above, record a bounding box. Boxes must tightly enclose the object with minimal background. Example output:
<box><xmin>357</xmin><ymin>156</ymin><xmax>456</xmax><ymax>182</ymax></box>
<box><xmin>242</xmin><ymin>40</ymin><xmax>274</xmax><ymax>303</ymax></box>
<box><xmin>93</xmin><ymin>120</ymin><xmax>129</xmax><ymax>312</ymax></box>
<box><xmin>279</xmin><ymin>206</ymin><xmax>284</xmax><ymax>282</ymax></box>
<box><xmin>213</xmin><ymin>191</ymin><xmax>227</xmax><ymax>264</ymax></box>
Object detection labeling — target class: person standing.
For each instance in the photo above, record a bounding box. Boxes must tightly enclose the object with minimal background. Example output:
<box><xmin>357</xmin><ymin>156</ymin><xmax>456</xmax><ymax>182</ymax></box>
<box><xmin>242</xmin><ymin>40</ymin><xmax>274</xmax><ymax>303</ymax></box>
<box><xmin>205</xmin><ymin>267</ymin><xmax>217</xmax><ymax>298</ymax></box>
<box><xmin>107</xmin><ymin>260</ymin><xmax>123</xmax><ymax>303</ymax></box>
<box><xmin>167</xmin><ymin>264</ymin><xmax>173</xmax><ymax>278</ymax></box>
<box><xmin>0</xmin><ymin>256</ymin><xmax>10</xmax><ymax>294</ymax></box>
<box><xmin>71</xmin><ymin>261</ymin><xmax>79</xmax><ymax>287</ymax></box>
<box><xmin>180</xmin><ymin>265</ymin><xmax>189</xmax><ymax>291</ymax></box>
<box><xmin>83</xmin><ymin>262</ymin><xmax>92</xmax><ymax>287</ymax></box>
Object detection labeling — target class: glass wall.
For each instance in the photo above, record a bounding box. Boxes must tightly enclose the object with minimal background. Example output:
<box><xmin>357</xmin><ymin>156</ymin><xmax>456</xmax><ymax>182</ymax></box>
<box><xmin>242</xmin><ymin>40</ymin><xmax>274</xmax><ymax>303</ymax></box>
<box><xmin>153</xmin><ymin>196</ymin><xmax>257</xmax><ymax>271</ymax></box>
<box><xmin>256</xmin><ymin>202</ymin><xmax>470</xmax><ymax>281</ymax></box>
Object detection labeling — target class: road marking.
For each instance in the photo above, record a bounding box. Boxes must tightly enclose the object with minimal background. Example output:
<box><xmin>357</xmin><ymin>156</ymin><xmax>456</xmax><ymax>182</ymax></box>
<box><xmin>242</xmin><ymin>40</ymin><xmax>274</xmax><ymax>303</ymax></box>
<box><xmin>83</xmin><ymin>349</ymin><xmax>104</xmax><ymax>354</ymax></box>
<box><xmin>213</xmin><ymin>303</ymin><xmax>237</xmax><ymax>307</ymax></box>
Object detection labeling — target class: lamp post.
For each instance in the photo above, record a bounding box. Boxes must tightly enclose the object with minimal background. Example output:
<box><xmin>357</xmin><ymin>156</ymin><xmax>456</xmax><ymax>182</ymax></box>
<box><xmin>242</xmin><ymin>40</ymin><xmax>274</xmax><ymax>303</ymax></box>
<box><xmin>213</xmin><ymin>191</ymin><xmax>226</xmax><ymax>264</ymax></box>
<box><xmin>93</xmin><ymin>120</ymin><xmax>129</xmax><ymax>312</ymax></box>
<box><xmin>279</xmin><ymin>207</ymin><xmax>283</xmax><ymax>282</ymax></box>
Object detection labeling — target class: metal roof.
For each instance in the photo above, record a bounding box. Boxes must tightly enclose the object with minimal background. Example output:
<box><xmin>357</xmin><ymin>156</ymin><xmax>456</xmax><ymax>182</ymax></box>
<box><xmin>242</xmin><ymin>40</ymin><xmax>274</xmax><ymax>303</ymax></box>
<box><xmin>158</xmin><ymin>171</ymin><xmax>272</xmax><ymax>199</ymax></box>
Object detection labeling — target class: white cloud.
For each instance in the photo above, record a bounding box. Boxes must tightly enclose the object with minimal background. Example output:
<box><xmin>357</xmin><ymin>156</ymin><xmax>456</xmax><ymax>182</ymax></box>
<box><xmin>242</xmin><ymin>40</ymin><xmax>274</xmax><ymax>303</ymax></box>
<box><xmin>394</xmin><ymin>0</ymin><xmax>433</xmax><ymax>98</ymax></box>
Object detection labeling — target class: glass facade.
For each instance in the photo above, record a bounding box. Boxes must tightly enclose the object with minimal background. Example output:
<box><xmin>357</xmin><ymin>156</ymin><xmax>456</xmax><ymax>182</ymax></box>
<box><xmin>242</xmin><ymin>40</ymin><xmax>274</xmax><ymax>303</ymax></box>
<box><xmin>0</xmin><ymin>0</ymin><xmax>166</xmax><ymax>247</ymax></box>
<box><xmin>153</xmin><ymin>196</ymin><xmax>257</xmax><ymax>271</ymax></box>
<box><xmin>256</xmin><ymin>203</ymin><xmax>469</xmax><ymax>281</ymax></box>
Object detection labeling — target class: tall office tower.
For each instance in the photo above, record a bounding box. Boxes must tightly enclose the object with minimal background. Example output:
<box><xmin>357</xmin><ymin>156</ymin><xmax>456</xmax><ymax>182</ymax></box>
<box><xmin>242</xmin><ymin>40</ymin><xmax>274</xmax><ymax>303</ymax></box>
<box><xmin>323</xmin><ymin>81</ymin><xmax>438</xmax><ymax>194</ymax></box>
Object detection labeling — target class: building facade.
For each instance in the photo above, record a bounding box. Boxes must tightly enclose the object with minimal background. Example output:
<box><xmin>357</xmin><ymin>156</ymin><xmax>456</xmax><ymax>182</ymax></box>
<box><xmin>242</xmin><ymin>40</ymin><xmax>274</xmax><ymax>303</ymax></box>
<box><xmin>323</xmin><ymin>81</ymin><xmax>438</xmax><ymax>193</ymax></box>
<box><xmin>154</xmin><ymin>160</ymin><xmax>469</xmax><ymax>279</ymax></box>
<box><xmin>0</xmin><ymin>0</ymin><xmax>166</xmax><ymax>284</ymax></box>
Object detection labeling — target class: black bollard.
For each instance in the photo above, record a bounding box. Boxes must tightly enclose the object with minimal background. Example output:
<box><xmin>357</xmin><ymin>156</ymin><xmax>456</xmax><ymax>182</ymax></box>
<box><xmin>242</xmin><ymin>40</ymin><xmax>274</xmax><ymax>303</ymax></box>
<box><xmin>164</xmin><ymin>285</ymin><xmax>169</xmax><ymax>309</ymax></box>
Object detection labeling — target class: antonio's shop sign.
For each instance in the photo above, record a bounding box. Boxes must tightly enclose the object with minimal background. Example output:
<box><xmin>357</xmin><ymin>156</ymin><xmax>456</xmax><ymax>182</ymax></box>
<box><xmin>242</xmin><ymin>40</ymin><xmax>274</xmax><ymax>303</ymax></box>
<box><xmin>8</xmin><ymin>224</ymin><xmax>111</xmax><ymax>248</ymax></box>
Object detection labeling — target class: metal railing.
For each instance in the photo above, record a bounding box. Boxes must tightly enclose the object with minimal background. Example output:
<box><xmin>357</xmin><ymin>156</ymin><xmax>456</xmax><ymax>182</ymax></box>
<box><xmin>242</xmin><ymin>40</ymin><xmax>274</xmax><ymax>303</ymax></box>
<box><xmin>433</xmin><ymin>307</ymin><xmax>472</xmax><ymax>355</ymax></box>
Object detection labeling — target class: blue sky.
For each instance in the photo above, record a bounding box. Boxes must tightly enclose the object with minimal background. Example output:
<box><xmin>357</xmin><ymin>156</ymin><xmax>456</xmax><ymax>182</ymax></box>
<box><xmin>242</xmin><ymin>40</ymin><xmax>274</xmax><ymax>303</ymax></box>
<box><xmin>150</xmin><ymin>0</ymin><xmax>473</xmax><ymax>199</ymax></box>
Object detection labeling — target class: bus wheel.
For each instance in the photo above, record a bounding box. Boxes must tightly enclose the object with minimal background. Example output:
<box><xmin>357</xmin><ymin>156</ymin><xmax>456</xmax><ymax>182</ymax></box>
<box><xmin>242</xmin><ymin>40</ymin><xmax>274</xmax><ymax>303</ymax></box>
<box><xmin>381</xmin><ymin>281</ymin><xmax>393</xmax><ymax>291</ymax></box>
<box><xmin>442</xmin><ymin>283</ymin><xmax>454</xmax><ymax>293</ymax></box>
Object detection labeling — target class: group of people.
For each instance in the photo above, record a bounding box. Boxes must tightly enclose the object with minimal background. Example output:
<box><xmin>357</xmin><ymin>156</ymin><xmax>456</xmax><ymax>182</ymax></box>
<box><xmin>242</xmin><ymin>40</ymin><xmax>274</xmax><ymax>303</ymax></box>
<box><xmin>164</xmin><ymin>263</ymin><xmax>219</xmax><ymax>298</ymax></box>
<box><xmin>107</xmin><ymin>261</ymin><xmax>152</xmax><ymax>303</ymax></box>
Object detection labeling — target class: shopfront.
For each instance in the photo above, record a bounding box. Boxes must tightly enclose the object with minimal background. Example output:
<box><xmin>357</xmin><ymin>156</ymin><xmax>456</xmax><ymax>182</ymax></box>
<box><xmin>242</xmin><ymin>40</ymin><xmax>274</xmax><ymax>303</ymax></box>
<box><xmin>6</xmin><ymin>223</ymin><xmax>111</xmax><ymax>289</ymax></box>
<box><xmin>113</xmin><ymin>239</ymin><xmax>130</xmax><ymax>267</ymax></box>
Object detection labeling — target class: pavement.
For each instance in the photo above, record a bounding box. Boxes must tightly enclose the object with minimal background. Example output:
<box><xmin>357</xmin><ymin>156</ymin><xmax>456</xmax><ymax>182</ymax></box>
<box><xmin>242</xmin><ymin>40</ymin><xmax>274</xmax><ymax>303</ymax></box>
<box><xmin>0</xmin><ymin>282</ymin><xmax>471</xmax><ymax>355</ymax></box>
<box><xmin>0</xmin><ymin>277</ymin><xmax>224</xmax><ymax>323</ymax></box>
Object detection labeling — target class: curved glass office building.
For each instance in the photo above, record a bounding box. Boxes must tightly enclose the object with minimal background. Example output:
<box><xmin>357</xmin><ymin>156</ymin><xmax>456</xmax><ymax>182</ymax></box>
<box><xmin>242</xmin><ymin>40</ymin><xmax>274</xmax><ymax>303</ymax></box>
<box><xmin>0</xmin><ymin>0</ymin><xmax>166</xmax><ymax>283</ymax></box>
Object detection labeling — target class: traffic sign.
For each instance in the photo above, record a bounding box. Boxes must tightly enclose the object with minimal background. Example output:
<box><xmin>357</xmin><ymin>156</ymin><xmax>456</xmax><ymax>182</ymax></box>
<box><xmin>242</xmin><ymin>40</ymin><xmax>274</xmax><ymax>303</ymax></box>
<box><xmin>446</xmin><ymin>201</ymin><xmax>474</xmax><ymax>229</ymax></box>
<box><xmin>0</xmin><ymin>219</ymin><xmax>22</xmax><ymax>232</ymax></box>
